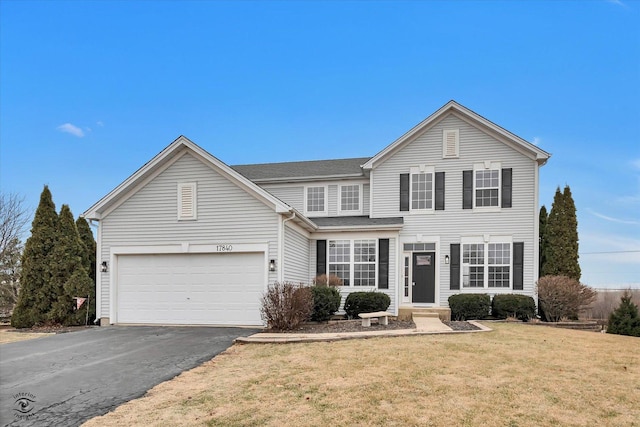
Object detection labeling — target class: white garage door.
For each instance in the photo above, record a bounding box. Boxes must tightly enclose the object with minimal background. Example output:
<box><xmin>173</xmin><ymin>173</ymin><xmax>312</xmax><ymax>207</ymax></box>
<box><xmin>116</xmin><ymin>252</ymin><xmax>264</xmax><ymax>325</ymax></box>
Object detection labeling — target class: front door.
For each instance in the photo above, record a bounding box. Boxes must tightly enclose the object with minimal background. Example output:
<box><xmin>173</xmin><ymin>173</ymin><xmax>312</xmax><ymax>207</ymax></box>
<box><xmin>412</xmin><ymin>252</ymin><xmax>435</xmax><ymax>303</ymax></box>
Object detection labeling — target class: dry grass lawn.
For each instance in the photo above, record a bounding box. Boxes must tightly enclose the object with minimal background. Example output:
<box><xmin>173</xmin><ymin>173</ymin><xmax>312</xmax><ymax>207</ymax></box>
<box><xmin>83</xmin><ymin>323</ymin><xmax>640</xmax><ymax>427</ymax></box>
<box><xmin>0</xmin><ymin>329</ymin><xmax>53</xmax><ymax>344</ymax></box>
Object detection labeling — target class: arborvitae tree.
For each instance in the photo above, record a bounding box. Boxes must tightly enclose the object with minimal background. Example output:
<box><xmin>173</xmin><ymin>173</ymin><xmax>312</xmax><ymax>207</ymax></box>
<box><xmin>76</xmin><ymin>217</ymin><xmax>96</xmax><ymax>284</ymax></box>
<box><xmin>63</xmin><ymin>267</ymin><xmax>95</xmax><ymax>325</ymax></box>
<box><xmin>11</xmin><ymin>186</ymin><xmax>58</xmax><ymax>328</ymax></box>
<box><xmin>539</xmin><ymin>205</ymin><xmax>548</xmax><ymax>277</ymax></box>
<box><xmin>542</xmin><ymin>186</ymin><xmax>581</xmax><ymax>281</ymax></box>
<box><xmin>49</xmin><ymin>205</ymin><xmax>85</xmax><ymax>325</ymax></box>
<box><xmin>607</xmin><ymin>291</ymin><xmax>640</xmax><ymax>337</ymax></box>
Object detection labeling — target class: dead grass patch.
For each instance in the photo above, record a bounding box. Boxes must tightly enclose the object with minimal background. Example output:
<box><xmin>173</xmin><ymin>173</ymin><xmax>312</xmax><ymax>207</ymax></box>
<box><xmin>82</xmin><ymin>323</ymin><xmax>640</xmax><ymax>427</ymax></box>
<box><xmin>0</xmin><ymin>329</ymin><xmax>53</xmax><ymax>344</ymax></box>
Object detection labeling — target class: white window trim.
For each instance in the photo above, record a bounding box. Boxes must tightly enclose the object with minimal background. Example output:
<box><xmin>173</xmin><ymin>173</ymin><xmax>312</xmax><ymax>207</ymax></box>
<box><xmin>177</xmin><ymin>182</ymin><xmax>197</xmax><ymax>221</ymax></box>
<box><xmin>472</xmin><ymin>161</ymin><xmax>501</xmax><ymax>212</ymax></box>
<box><xmin>443</xmin><ymin>129</ymin><xmax>460</xmax><ymax>158</ymax></box>
<box><xmin>409</xmin><ymin>165</ymin><xmax>435</xmax><ymax>213</ymax></box>
<box><xmin>327</xmin><ymin>238</ymin><xmax>377</xmax><ymax>288</ymax></box>
<box><xmin>304</xmin><ymin>185</ymin><xmax>328</xmax><ymax>217</ymax></box>
<box><xmin>337</xmin><ymin>183</ymin><xmax>363</xmax><ymax>216</ymax></box>
<box><xmin>460</xmin><ymin>235</ymin><xmax>513</xmax><ymax>290</ymax></box>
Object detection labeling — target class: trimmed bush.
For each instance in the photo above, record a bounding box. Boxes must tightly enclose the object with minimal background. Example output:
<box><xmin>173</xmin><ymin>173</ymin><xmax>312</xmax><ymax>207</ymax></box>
<box><xmin>313</xmin><ymin>274</ymin><xmax>343</xmax><ymax>287</ymax></box>
<box><xmin>343</xmin><ymin>292</ymin><xmax>390</xmax><ymax>319</ymax></box>
<box><xmin>311</xmin><ymin>286</ymin><xmax>342</xmax><ymax>321</ymax></box>
<box><xmin>260</xmin><ymin>282</ymin><xmax>313</xmax><ymax>330</ymax></box>
<box><xmin>448</xmin><ymin>294</ymin><xmax>491</xmax><ymax>320</ymax></box>
<box><xmin>491</xmin><ymin>294</ymin><xmax>536</xmax><ymax>321</ymax></box>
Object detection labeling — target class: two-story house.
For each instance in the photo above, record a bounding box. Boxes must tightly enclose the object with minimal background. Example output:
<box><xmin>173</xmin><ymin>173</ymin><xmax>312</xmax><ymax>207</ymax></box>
<box><xmin>83</xmin><ymin>101</ymin><xmax>550</xmax><ymax>326</ymax></box>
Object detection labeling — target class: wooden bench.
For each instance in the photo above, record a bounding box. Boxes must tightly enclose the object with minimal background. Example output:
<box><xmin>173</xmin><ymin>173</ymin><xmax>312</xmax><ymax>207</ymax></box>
<box><xmin>358</xmin><ymin>311</ymin><xmax>393</xmax><ymax>327</ymax></box>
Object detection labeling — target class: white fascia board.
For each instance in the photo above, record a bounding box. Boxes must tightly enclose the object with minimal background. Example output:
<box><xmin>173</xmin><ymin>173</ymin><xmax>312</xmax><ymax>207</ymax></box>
<box><xmin>250</xmin><ymin>173</ymin><xmax>365</xmax><ymax>184</ymax></box>
<box><xmin>315</xmin><ymin>224</ymin><xmax>404</xmax><ymax>233</ymax></box>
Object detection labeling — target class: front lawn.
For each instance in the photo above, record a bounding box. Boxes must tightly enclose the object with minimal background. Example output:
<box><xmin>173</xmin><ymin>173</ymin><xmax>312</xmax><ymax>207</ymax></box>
<box><xmin>83</xmin><ymin>323</ymin><xmax>640</xmax><ymax>426</ymax></box>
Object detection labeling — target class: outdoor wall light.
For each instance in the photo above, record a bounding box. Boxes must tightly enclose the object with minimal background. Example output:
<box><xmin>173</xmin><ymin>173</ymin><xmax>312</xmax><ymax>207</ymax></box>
<box><xmin>269</xmin><ymin>259</ymin><xmax>276</xmax><ymax>272</ymax></box>
<box><xmin>444</xmin><ymin>255</ymin><xmax>450</xmax><ymax>265</ymax></box>
<box><xmin>101</xmin><ymin>261</ymin><xmax>108</xmax><ymax>273</ymax></box>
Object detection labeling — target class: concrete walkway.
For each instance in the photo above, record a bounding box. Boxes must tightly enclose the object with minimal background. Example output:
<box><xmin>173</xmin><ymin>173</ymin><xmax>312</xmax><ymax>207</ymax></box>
<box><xmin>235</xmin><ymin>320</ymin><xmax>491</xmax><ymax>344</ymax></box>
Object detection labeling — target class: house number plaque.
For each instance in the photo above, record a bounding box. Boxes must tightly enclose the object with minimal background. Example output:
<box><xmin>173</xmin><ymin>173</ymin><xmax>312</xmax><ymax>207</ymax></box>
<box><xmin>216</xmin><ymin>244</ymin><xmax>233</xmax><ymax>252</ymax></box>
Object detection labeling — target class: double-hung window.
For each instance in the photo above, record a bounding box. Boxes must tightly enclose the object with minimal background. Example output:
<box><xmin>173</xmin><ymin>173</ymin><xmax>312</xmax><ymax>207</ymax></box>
<box><xmin>462</xmin><ymin>240</ymin><xmax>512</xmax><ymax>288</ymax></box>
<box><xmin>305</xmin><ymin>186</ymin><xmax>327</xmax><ymax>216</ymax></box>
<box><xmin>328</xmin><ymin>239</ymin><xmax>376</xmax><ymax>286</ymax></box>
<box><xmin>410</xmin><ymin>166</ymin><xmax>434</xmax><ymax>211</ymax></box>
<box><xmin>339</xmin><ymin>184</ymin><xmax>361</xmax><ymax>214</ymax></box>
<box><xmin>473</xmin><ymin>162</ymin><xmax>501</xmax><ymax>208</ymax></box>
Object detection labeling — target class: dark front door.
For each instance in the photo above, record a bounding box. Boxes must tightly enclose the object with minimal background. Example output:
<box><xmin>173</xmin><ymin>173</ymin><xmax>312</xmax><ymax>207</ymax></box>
<box><xmin>412</xmin><ymin>252</ymin><xmax>436</xmax><ymax>303</ymax></box>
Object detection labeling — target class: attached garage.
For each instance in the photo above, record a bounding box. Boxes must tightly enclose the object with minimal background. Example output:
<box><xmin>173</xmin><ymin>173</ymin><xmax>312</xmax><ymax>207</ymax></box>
<box><xmin>115</xmin><ymin>252</ymin><xmax>265</xmax><ymax>326</ymax></box>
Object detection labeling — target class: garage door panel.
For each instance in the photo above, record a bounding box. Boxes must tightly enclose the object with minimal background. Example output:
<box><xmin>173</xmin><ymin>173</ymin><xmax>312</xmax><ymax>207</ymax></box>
<box><xmin>116</xmin><ymin>253</ymin><xmax>264</xmax><ymax>325</ymax></box>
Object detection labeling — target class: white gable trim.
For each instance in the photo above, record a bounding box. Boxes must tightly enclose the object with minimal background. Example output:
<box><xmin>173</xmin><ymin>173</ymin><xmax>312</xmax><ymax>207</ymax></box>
<box><xmin>83</xmin><ymin>136</ymin><xmax>293</xmax><ymax>220</ymax></box>
<box><xmin>362</xmin><ymin>100</ymin><xmax>551</xmax><ymax>170</ymax></box>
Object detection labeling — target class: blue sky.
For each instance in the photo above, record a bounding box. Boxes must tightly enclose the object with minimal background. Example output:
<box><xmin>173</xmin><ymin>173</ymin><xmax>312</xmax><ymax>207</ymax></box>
<box><xmin>1</xmin><ymin>0</ymin><xmax>638</xmax><ymax>288</ymax></box>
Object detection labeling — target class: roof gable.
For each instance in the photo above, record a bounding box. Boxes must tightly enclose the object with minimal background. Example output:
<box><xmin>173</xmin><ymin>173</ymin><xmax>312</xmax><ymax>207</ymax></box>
<box><xmin>362</xmin><ymin>100</ymin><xmax>551</xmax><ymax>170</ymax></box>
<box><xmin>83</xmin><ymin>136</ymin><xmax>294</xmax><ymax>220</ymax></box>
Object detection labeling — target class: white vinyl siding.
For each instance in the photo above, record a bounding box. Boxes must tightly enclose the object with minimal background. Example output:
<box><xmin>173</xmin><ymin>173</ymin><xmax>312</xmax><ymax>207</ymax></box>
<box><xmin>99</xmin><ymin>153</ymin><xmax>280</xmax><ymax>315</ymax></box>
<box><xmin>370</xmin><ymin>113</ymin><xmax>538</xmax><ymax>305</ymax></box>
<box><xmin>284</xmin><ymin>224</ymin><xmax>310</xmax><ymax>283</ymax></box>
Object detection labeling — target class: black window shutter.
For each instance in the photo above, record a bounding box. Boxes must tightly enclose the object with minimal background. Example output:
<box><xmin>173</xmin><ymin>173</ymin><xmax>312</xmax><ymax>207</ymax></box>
<box><xmin>435</xmin><ymin>172</ymin><xmax>445</xmax><ymax>210</ymax></box>
<box><xmin>502</xmin><ymin>168</ymin><xmax>512</xmax><ymax>208</ymax></box>
<box><xmin>513</xmin><ymin>242</ymin><xmax>524</xmax><ymax>290</ymax></box>
<box><xmin>316</xmin><ymin>240</ymin><xmax>327</xmax><ymax>276</ymax></box>
<box><xmin>450</xmin><ymin>243</ymin><xmax>460</xmax><ymax>290</ymax></box>
<box><xmin>400</xmin><ymin>174</ymin><xmax>409</xmax><ymax>211</ymax></box>
<box><xmin>463</xmin><ymin>170</ymin><xmax>473</xmax><ymax>209</ymax></box>
<box><xmin>378</xmin><ymin>239</ymin><xmax>389</xmax><ymax>289</ymax></box>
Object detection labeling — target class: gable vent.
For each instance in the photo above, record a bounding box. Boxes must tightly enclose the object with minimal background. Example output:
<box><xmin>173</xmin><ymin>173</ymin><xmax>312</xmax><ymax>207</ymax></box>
<box><xmin>443</xmin><ymin>129</ymin><xmax>459</xmax><ymax>158</ymax></box>
<box><xmin>178</xmin><ymin>182</ymin><xmax>197</xmax><ymax>220</ymax></box>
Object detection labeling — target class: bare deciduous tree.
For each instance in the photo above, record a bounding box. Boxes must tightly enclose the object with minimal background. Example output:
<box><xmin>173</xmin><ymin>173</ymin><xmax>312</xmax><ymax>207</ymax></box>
<box><xmin>0</xmin><ymin>193</ymin><xmax>31</xmax><ymax>316</ymax></box>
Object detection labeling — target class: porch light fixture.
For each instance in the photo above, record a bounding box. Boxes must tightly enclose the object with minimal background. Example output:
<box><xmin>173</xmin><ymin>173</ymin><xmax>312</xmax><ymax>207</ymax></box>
<box><xmin>444</xmin><ymin>255</ymin><xmax>450</xmax><ymax>265</ymax></box>
<box><xmin>101</xmin><ymin>261</ymin><xmax>108</xmax><ymax>273</ymax></box>
<box><xmin>269</xmin><ymin>259</ymin><xmax>276</xmax><ymax>272</ymax></box>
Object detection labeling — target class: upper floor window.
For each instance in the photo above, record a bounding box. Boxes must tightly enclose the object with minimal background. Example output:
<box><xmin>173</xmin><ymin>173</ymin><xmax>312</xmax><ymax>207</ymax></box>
<box><xmin>475</xmin><ymin>169</ymin><xmax>500</xmax><ymax>207</ymax></box>
<box><xmin>178</xmin><ymin>182</ymin><xmax>197</xmax><ymax>220</ymax></box>
<box><xmin>339</xmin><ymin>184</ymin><xmax>361</xmax><ymax>214</ymax></box>
<box><xmin>305</xmin><ymin>186</ymin><xmax>327</xmax><ymax>216</ymax></box>
<box><xmin>410</xmin><ymin>166</ymin><xmax>435</xmax><ymax>211</ymax></box>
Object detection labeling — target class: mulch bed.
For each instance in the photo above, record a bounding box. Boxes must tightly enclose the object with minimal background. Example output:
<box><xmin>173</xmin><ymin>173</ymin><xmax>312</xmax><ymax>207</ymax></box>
<box><xmin>268</xmin><ymin>319</ymin><xmax>479</xmax><ymax>333</ymax></box>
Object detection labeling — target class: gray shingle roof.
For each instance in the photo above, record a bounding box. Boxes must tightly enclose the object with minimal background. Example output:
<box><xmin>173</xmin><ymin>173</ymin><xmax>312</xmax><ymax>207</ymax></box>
<box><xmin>311</xmin><ymin>216</ymin><xmax>404</xmax><ymax>228</ymax></box>
<box><xmin>231</xmin><ymin>157</ymin><xmax>371</xmax><ymax>182</ymax></box>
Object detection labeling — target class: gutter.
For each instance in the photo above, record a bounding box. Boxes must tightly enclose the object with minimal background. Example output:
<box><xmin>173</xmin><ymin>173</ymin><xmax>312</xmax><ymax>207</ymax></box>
<box><xmin>278</xmin><ymin>211</ymin><xmax>297</xmax><ymax>282</ymax></box>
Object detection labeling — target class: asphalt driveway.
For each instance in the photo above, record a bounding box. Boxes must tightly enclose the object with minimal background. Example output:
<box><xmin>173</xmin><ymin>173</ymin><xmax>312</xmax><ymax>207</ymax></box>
<box><xmin>0</xmin><ymin>326</ymin><xmax>259</xmax><ymax>427</ymax></box>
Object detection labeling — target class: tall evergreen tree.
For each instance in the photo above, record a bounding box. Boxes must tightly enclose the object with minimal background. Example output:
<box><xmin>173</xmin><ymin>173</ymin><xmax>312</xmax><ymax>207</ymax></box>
<box><xmin>11</xmin><ymin>186</ymin><xmax>58</xmax><ymax>328</ymax></box>
<box><xmin>539</xmin><ymin>205</ymin><xmax>548</xmax><ymax>277</ymax></box>
<box><xmin>49</xmin><ymin>205</ymin><xmax>85</xmax><ymax>325</ymax></box>
<box><xmin>541</xmin><ymin>186</ymin><xmax>581</xmax><ymax>281</ymax></box>
<box><xmin>76</xmin><ymin>217</ymin><xmax>96</xmax><ymax>284</ymax></box>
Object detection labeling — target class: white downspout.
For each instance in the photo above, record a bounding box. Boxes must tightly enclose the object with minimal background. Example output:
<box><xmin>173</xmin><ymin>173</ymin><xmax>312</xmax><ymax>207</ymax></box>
<box><xmin>88</xmin><ymin>219</ymin><xmax>101</xmax><ymax>324</ymax></box>
<box><xmin>279</xmin><ymin>211</ymin><xmax>296</xmax><ymax>282</ymax></box>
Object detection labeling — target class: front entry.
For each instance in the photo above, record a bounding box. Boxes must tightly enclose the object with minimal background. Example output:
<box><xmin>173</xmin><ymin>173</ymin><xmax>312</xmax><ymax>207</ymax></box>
<box><xmin>412</xmin><ymin>252</ymin><xmax>436</xmax><ymax>303</ymax></box>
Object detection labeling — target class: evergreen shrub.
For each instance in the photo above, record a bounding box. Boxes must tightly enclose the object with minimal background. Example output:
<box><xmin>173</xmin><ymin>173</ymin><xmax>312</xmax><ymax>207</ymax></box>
<box><xmin>448</xmin><ymin>294</ymin><xmax>491</xmax><ymax>320</ymax></box>
<box><xmin>491</xmin><ymin>294</ymin><xmax>536</xmax><ymax>321</ymax></box>
<box><xmin>607</xmin><ymin>291</ymin><xmax>640</xmax><ymax>337</ymax></box>
<box><xmin>343</xmin><ymin>292</ymin><xmax>390</xmax><ymax>319</ymax></box>
<box><xmin>310</xmin><ymin>285</ymin><xmax>341</xmax><ymax>321</ymax></box>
